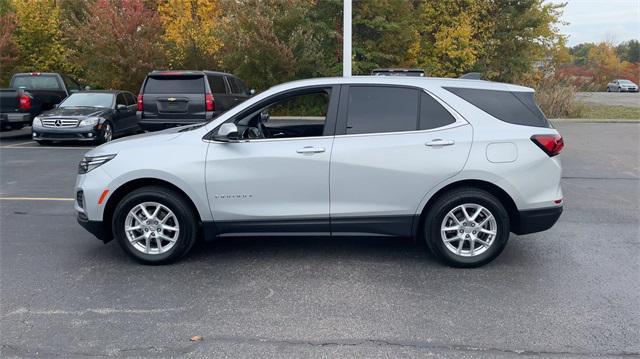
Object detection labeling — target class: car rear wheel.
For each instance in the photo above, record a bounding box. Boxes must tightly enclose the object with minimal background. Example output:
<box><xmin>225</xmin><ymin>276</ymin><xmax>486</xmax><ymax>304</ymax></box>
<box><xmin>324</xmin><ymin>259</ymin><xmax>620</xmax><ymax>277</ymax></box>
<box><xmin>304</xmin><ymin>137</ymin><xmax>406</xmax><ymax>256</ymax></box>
<box><xmin>424</xmin><ymin>188</ymin><xmax>510</xmax><ymax>268</ymax></box>
<box><xmin>112</xmin><ymin>186</ymin><xmax>197</xmax><ymax>265</ymax></box>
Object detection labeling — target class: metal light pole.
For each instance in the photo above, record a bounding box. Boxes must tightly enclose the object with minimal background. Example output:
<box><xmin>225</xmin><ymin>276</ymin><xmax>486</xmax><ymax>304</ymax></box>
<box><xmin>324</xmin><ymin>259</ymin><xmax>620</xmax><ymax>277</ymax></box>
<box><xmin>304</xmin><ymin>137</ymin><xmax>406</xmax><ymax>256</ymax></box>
<box><xmin>343</xmin><ymin>0</ymin><xmax>352</xmax><ymax>77</ymax></box>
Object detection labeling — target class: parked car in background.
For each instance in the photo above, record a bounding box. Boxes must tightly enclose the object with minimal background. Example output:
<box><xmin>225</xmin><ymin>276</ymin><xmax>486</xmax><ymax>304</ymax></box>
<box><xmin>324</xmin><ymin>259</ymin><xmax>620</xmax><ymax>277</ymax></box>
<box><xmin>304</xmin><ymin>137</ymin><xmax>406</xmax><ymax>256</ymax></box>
<box><xmin>372</xmin><ymin>68</ymin><xmax>425</xmax><ymax>77</ymax></box>
<box><xmin>32</xmin><ymin>91</ymin><xmax>139</xmax><ymax>145</ymax></box>
<box><xmin>136</xmin><ymin>70</ymin><xmax>253</xmax><ymax>131</ymax></box>
<box><xmin>76</xmin><ymin>76</ymin><xmax>563</xmax><ymax>267</ymax></box>
<box><xmin>0</xmin><ymin>72</ymin><xmax>86</xmax><ymax>131</ymax></box>
<box><xmin>606</xmin><ymin>79</ymin><xmax>639</xmax><ymax>92</ymax></box>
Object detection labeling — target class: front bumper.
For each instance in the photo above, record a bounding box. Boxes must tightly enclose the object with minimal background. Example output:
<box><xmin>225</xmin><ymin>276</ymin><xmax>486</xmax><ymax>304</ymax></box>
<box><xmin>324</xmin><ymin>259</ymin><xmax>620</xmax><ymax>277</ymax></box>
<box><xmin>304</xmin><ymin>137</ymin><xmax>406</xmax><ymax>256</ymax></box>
<box><xmin>32</xmin><ymin>125</ymin><xmax>100</xmax><ymax>141</ymax></box>
<box><xmin>77</xmin><ymin>212</ymin><xmax>110</xmax><ymax>242</ymax></box>
<box><xmin>621</xmin><ymin>87</ymin><xmax>639</xmax><ymax>92</ymax></box>
<box><xmin>512</xmin><ymin>206</ymin><xmax>563</xmax><ymax>235</ymax></box>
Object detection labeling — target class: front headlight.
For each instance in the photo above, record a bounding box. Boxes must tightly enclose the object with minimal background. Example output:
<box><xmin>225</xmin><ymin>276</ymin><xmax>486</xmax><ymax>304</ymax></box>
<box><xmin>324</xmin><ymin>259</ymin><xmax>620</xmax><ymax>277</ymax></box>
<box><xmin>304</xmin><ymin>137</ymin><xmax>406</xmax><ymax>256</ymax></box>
<box><xmin>78</xmin><ymin>154</ymin><xmax>116</xmax><ymax>174</ymax></box>
<box><xmin>33</xmin><ymin>116</ymin><xmax>42</xmax><ymax>125</ymax></box>
<box><xmin>79</xmin><ymin>117</ymin><xmax>100</xmax><ymax>127</ymax></box>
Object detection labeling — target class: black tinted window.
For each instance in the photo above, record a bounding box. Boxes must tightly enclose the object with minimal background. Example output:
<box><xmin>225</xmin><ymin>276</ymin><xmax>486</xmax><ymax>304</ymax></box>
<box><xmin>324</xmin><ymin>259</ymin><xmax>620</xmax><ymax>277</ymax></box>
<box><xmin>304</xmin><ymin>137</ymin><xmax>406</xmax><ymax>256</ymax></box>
<box><xmin>116</xmin><ymin>94</ymin><xmax>126</xmax><ymax>106</ymax></box>
<box><xmin>12</xmin><ymin>75</ymin><xmax>61</xmax><ymax>90</ymax></box>
<box><xmin>233</xmin><ymin>78</ymin><xmax>247</xmax><ymax>94</ymax></box>
<box><xmin>420</xmin><ymin>92</ymin><xmax>456</xmax><ymax>129</ymax></box>
<box><xmin>346</xmin><ymin>86</ymin><xmax>418</xmax><ymax>134</ymax></box>
<box><xmin>125</xmin><ymin>93</ymin><xmax>136</xmax><ymax>105</ymax></box>
<box><xmin>227</xmin><ymin>76</ymin><xmax>240</xmax><ymax>94</ymax></box>
<box><xmin>207</xmin><ymin>75</ymin><xmax>227</xmax><ymax>94</ymax></box>
<box><xmin>144</xmin><ymin>76</ymin><xmax>204</xmax><ymax>94</ymax></box>
<box><xmin>444</xmin><ymin>87</ymin><xmax>549</xmax><ymax>128</ymax></box>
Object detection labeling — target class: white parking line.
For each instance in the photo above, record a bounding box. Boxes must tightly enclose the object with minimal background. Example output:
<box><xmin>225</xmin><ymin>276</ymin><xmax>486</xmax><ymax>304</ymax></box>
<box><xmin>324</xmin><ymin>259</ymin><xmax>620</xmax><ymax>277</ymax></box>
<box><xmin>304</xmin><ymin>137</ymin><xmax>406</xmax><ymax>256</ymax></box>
<box><xmin>0</xmin><ymin>197</ymin><xmax>74</xmax><ymax>201</ymax></box>
<box><xmin>2</xmin><ymin>141</ymin><xmax>36</xmax><ymax>147</ymax></box>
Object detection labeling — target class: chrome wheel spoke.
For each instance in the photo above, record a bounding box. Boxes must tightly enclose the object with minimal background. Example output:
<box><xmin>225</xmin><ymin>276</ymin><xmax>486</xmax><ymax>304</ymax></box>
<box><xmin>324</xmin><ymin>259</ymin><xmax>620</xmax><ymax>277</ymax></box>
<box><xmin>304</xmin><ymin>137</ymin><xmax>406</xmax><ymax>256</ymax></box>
<box><xmin>125</xmin><ymin>201</ymin><xmax>179</xmax><ymax>255</ymax></box>
<box><xmin>441</xmin><ymin>203</ymin><xmax>497</xmax><ymax>258</ymax></box>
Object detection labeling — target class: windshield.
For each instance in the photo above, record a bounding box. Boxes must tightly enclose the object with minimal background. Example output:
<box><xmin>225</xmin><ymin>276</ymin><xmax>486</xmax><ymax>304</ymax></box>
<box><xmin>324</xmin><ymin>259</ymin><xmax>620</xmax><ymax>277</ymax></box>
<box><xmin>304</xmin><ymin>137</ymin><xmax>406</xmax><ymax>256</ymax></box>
<box><xmin>618</xmin><ymin>80</ymin><xmax>634</xmax><ymax>84</ymax></box>
<box><xmin>59</xmin><ymin>93</ymin><xmax>114</xmax><ymax>108</ymax></box>
<box><xmin>12</xmin><ymin>75</ymin><xmax>61</xmax><ymax>90</ymax></box>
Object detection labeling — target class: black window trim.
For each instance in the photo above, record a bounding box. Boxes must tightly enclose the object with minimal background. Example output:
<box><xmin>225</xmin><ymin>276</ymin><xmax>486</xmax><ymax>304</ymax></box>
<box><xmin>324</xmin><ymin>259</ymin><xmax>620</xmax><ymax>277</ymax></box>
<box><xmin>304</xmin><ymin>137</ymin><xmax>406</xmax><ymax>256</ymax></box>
<box><xmin>204</xmin><ymin>84</ymin><xmax>341</xmax><ymax>142</ymax></box>
<box><xmin>335</xmin><ymin>84</ymin><xmax>466</xmax><ymax>137</ymax></box>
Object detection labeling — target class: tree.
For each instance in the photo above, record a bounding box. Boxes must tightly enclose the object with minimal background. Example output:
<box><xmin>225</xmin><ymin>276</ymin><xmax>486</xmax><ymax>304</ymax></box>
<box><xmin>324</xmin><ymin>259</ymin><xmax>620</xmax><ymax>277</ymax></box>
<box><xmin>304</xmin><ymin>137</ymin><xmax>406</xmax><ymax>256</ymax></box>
<box><xmin>476</xmin><ymin>0</ymin><xmax>566</xmax><ymax>82</ymax></box>
<box><xmin>0</xmin><ymin>0</ymin><xmax>19</xmax><ymax>86</ymax></box>
<box><xmin>352</xmin><ymin>0</ymin><xmax>419</xmax><ymax>74</ymax></box>
<box><xmin>12</xmin><ymin>0</ymin><xmax>70</xmax><ymax>73</ymax></box>
<box><xmin>70</xmin><ymin>0</ymin><xmax>166</xmax><ymax>91</ymax></box>
<box><xmin>415</xmin><ymin>0</ymin><xmax>492</xmax><ymax>77</ymax></box>
<box><xmin>588</xmin><ymin>42</ymin><xmax>621</xmax><ymax>89</ymax></box>
<box><xmin>617</xmin><ymin>40</ymin><xmax>640</xmax><ymax>63</ymax></box>
<box><xmin>157</xmin><ymin>0</ymin><xmax>223</xmax><ymax>69</ymax></box>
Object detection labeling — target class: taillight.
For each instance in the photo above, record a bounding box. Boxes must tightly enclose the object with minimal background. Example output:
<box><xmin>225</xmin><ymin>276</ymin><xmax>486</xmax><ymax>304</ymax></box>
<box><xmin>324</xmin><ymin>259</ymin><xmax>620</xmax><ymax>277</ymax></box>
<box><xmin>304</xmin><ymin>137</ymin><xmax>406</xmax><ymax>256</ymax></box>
<box><xmin>531</xmin><ymin>134</ymin><xmax>564</xmax><ymax>157</ymax></box>
<box><xmin>137</xmin><ymin>94</ymin><xmax>143</xmax><ymax>111</ymax></box>
<box><xmin>205</xmin><ymin>93</ymin><xmax>215</xmax><ymax>111</ymax></box>
<box><xmin>18</xmin><ymin>94</ymin><xmax>31</xmax><ymax>110</ymax></box>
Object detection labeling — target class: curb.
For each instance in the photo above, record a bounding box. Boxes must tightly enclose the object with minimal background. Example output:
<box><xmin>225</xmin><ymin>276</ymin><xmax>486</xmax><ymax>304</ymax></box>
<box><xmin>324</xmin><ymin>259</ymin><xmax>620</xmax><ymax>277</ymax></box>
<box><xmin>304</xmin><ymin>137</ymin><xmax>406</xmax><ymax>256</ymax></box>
<box><xmin>551</xmin><ymin>118</ymin><xmax>640</xmax><ymax>123</ymax></box>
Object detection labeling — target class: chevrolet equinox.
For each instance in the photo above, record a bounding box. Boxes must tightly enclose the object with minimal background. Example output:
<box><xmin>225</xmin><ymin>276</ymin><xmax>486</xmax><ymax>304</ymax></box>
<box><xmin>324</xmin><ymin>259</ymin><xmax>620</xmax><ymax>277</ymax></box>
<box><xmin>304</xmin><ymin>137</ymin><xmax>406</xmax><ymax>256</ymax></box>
<box><xmin>76</xmin><ymin>77</ymin><xmax>564</xmax><ymax>267</ymax></box>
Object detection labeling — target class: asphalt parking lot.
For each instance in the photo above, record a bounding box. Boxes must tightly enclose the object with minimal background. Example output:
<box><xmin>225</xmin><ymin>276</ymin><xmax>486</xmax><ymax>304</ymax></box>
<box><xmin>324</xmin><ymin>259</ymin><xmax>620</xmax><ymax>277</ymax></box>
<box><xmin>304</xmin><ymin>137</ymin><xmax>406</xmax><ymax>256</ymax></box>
<box><xmin>1</xmin><ymin>122</ymin><xmax>639</xmax><ymax>358</ymax></box>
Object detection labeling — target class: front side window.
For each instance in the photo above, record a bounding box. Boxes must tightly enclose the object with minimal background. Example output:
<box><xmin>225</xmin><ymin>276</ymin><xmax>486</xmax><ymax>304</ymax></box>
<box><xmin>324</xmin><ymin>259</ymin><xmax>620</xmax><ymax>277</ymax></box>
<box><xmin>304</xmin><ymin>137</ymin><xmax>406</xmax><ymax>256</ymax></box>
<box><xmin>232</xmin><ymin>89</ymin><xmax>331</xmax><ymax>140</ymax></box>
<box><xmin>227</xmin><ymin>76</ymin><xmax>241</xmax><ymax>94</ymax></box>
<box><xmin>346</xmin><ymin>86</ymin><xmax>419</xmax><ymax>135</ymax></box>
<box><xmin>116</xmin><ymin>93</ymin><xmax>127</xmax><ymax>106</ymax></box>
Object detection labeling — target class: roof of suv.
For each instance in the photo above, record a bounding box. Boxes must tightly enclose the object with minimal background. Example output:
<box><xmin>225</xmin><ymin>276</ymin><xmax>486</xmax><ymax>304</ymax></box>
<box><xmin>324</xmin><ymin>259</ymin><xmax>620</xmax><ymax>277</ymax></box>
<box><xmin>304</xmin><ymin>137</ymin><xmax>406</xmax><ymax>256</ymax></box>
<box><xmin>149</xmin><ymin>70</ymin><xmax>236</xmax><ymax>77</ymax></box>
<box><xmin>270</xmin><ymin>76</ymin><xmax>533</xmax><ymax>93</ymax></box>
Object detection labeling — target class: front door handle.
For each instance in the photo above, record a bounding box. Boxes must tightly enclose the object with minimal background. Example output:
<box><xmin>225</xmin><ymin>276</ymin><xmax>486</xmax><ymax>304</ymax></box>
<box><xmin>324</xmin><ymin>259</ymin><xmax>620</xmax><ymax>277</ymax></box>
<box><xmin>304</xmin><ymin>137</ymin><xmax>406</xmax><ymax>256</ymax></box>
<box><xmin>425</xmin><ymin>139</ymin><xmax>455</xmax><ymax>147</ymax></box>
<box><xmin>296</xmin><ymin>146</ymin><xmax>326</xmax><ymax>154</ymax></box>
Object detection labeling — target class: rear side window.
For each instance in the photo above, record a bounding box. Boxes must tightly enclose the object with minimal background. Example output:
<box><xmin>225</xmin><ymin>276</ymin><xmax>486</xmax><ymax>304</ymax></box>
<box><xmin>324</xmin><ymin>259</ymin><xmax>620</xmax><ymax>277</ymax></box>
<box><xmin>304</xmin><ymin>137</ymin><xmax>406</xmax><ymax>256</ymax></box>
<box><xmin>346</xmin><ymin>86</ymin><xmax>418</xmax><ymax>134</ymax></box>
<box><xmin>207</xmin><ymin>75</ymin><xmax>227</xmax><ymax>94</ymax></box>
<box><xmin>443</xmin><ymin>87</ymin><xmax>549</xmax><ymax>128</ymax></box>
<box><xmin>233</xmin><ymin>78</ymin><xmax>247</xmax><ymax>94</ymax></box>
<box><xmin>420</xmin><ymin>92</ymin><xmax>456</xmax><ymax>130</ymax></box>
<box><xmin>143</xmin><ymin>76</ymin><xmax>204</xmax><ymax>94</ymax></box>
<box><xmin>12</xmin><ymin>75</ymin><xmax>61</xmax><ymax>90</ymax></box>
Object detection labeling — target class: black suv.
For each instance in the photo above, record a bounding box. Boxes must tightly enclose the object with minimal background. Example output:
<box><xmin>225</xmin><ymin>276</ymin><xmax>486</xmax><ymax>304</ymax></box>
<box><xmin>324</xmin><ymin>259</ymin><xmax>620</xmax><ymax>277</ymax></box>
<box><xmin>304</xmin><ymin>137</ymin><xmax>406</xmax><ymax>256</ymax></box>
<box><xmin>136</xmin><ymin>70</ymin><xmax>252</xmax><ymax>131</ymax></box>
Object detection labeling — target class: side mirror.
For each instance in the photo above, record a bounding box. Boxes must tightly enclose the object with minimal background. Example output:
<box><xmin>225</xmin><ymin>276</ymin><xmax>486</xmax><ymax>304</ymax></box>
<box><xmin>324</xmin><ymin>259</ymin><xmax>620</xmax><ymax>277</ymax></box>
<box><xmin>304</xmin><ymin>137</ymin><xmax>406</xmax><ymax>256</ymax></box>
<box><xmin>213</xmin><ymin>123</ymin><xmax>239</xmax><ymax>142</ymax></box>
<box><xmin>84</xmin><ymin>86</ymin><xmax>91</xmax><ymax>91</ymax></box>
<box><xmin>116</xmin><ymin>104</ymin><xmax>127</xmax><ymax>111</ymax></box>
<box><xmin>249</xmin><ymin>89</ymin><xmax>256</xmax><ymax>96</ymax></box>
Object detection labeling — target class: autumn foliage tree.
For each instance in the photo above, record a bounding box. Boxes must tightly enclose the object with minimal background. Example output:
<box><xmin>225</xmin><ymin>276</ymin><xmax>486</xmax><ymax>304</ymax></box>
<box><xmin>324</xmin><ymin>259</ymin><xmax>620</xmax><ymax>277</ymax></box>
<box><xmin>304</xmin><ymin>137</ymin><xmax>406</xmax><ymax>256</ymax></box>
<box><xmin>0</xmin><ymin>1</ymin><xmax>19</xmax><ymax>85</ymax></box>
<box><xmin>12</xmin><ymin>0</ymin><xmax>70</xmax><ymax>73</ymax></box>
<box><xmin>157</xmin><ymin>0</ymin><xmax>223</xmax><ymax>69</ymax></box>
<box><xmin>70</xmin><ymin>0</ymin><xmax>166</xmax><ymax>92</ymax></box>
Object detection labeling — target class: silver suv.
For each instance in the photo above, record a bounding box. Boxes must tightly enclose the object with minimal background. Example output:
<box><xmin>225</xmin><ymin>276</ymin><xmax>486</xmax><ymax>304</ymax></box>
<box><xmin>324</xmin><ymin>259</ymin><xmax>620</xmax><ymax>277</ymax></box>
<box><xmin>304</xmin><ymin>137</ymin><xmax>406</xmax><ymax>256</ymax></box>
<box><xmin>75</xmin><ymin>77</ymin><xmax>564</xmax><ymax>267</ymax></box>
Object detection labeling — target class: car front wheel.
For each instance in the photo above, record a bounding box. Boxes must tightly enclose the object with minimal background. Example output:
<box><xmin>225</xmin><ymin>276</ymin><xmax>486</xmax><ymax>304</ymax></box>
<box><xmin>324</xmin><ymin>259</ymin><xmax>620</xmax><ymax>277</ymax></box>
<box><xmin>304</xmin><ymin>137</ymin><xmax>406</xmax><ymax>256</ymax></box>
<box><xmin>424</xmin><ymin>188</ymin><xmax>510</xmax><ymax>268</ymax></box>
<box><xmin>112</xmin><ymin>186</ymin><xmax>198</xmax><ymax>265</ymax></box>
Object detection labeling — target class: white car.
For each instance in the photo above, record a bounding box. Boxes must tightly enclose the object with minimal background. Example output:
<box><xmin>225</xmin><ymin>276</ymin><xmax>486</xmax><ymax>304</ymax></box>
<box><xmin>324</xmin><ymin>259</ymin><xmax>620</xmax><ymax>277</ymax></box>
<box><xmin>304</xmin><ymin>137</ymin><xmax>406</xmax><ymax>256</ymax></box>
<box><xmin>606</xmin><ymin>79</ymin><xmax>639</xmax><ymax>92</ymax></box>
<box><xmin>75</xmin><ymin>76</ymin><xmax>564</xmax><ymax>267</ymax></box>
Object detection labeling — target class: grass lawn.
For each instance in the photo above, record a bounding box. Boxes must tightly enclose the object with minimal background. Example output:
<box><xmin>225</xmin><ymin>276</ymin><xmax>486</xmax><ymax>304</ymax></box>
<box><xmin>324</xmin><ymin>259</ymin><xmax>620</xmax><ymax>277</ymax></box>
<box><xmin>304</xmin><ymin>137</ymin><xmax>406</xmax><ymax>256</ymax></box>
<box><xmin>569</xmin><ymin>104</ymin><xmax>640</xmax><ymax>120</ymax></box>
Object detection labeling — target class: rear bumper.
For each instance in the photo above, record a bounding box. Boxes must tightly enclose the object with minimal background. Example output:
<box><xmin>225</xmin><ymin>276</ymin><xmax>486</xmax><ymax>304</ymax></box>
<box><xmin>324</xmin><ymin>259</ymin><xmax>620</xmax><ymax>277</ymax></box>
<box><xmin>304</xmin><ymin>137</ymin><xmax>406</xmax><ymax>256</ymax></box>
<box><xmin>77</xmin><ymin>213</ymin><xmax>110</xmax><ymax>242</ymax></box>
<box><xmin>512</xmin><ymin>206</ymin><xmax>563</xmax><ymax>235</ymax></box>
<box><xmin>0</xmin><ymin>112</ymin><xmax>32</xmax><ymax>125</ymax></box>
<box><xmin>137</xmin><ymin>111</ymin><xmax>219</xmax><ymax>130</ymax></box>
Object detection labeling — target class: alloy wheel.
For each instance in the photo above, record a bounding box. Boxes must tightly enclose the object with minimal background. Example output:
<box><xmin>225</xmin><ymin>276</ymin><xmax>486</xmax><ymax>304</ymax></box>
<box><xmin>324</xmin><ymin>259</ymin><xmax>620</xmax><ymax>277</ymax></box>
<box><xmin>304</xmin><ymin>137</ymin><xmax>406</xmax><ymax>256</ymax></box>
<box><xmin>124</xmin><ymin>202</ymin><xmax>180</xmax><ymax>255</ymax></box>
<box><xmin>103</xmin><ymin>124</ymin><xmax>113</xmax><ymax>142</ymax></box>
<box><xmin>440</xmin><ymin>203</ymin><xmax>497</xmax><ymax>257</ymax></box>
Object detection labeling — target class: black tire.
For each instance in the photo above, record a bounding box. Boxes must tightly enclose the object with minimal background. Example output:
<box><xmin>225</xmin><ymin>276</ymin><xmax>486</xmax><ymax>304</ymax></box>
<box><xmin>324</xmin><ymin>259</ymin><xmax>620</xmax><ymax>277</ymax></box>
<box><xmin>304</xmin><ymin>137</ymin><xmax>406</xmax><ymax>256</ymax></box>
<box><xmin>606</xmin><ymin>87</ymin><xmax>611</xmax><ymax>92</ymax></box>
<box><xmin>35</xmin><ymin>140</ymin><xmax>52</xmax><ymax>146</ymax></box>
<box><xmin>112</xmin><ymin>186</ymin><xmax>198</xmax><ymax>265</ymax></box>
<box><xmin>96</xmin><ymin>121</ymin><xmax>113</xmax><ymax>144</ymax></box>
<box><xmin>423</xmin><ymin>187</ymin><xmax>510</xmax><ymax>268</ymax></box>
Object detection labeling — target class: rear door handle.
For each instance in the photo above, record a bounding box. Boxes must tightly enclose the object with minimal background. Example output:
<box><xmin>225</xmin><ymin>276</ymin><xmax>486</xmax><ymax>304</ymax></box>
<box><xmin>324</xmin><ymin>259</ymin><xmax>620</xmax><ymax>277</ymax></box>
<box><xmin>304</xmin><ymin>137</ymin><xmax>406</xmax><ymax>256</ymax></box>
<box><xmin>296</xmin><ymin>146</ymin><xmax>326</xmax><ymax>154</ymax></box>
<box><xmin>425</xmin><ymin>139</ymin><xmax>455</xmax><ymax>147</ymax></box>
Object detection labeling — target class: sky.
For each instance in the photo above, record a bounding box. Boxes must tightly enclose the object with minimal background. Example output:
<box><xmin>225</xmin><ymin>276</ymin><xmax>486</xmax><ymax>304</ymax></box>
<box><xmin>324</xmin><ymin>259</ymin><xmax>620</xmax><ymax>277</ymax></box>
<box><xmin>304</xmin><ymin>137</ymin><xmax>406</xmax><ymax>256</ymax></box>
<box><xmin>546</xmin><ymin>0</ymin><xmax>640</xmax><ymax>46</ymax></box>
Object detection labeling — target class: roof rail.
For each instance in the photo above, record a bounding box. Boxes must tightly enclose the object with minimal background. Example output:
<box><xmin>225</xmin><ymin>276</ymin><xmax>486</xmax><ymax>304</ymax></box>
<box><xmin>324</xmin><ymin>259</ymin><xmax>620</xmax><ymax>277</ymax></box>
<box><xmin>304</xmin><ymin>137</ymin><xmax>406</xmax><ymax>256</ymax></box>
<box><xmin>459</xmin><ymin>72</ymin><xmax>482</xmax><ymax>80</ymax></box>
